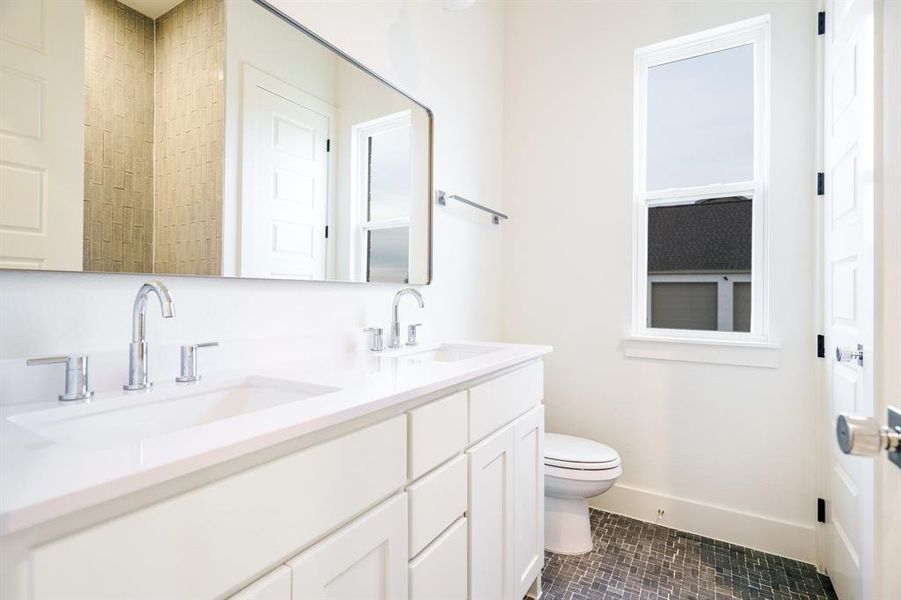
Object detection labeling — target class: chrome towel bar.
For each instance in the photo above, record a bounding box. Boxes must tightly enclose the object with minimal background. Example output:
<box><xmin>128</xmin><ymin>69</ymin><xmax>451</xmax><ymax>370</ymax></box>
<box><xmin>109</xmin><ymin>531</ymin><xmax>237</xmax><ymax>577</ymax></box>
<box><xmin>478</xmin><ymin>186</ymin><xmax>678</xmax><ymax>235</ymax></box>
<box><xmin>436</xmin><ymin>190</ymin><xmax>509</xmax><ymax>225</ymax></box>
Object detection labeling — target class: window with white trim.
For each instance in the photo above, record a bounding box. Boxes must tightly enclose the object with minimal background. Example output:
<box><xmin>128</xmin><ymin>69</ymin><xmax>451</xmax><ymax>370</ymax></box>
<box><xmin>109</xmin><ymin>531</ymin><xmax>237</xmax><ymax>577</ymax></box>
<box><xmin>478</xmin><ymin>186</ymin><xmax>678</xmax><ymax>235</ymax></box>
<box><xmin>351</xmin><ymin>111</ymin><xmax>413</xmax><ymax>283</ymax></box>
<box><xmin>632</xmin><ymin>16</ymin><xmax>770</xmax><ymax>341</ymax></box>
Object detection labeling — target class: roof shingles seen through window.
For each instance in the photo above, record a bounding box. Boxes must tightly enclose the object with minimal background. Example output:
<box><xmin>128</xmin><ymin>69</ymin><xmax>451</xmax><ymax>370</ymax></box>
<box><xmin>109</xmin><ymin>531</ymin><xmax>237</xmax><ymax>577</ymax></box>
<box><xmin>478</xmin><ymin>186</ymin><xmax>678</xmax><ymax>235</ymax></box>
<box><xmin>647</xmin><ymin>197</ymin><xmax>752</xmax><ymax>274</ymax></box>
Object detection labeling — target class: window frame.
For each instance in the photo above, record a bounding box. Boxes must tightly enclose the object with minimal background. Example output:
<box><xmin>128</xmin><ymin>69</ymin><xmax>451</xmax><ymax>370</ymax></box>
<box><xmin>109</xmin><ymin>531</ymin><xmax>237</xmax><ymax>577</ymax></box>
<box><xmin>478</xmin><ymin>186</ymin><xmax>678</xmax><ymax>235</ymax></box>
<box><xmin>631</xmin><ymin>15</ymin><xmax>772</xmax><ymax>344</ymax></box>
<box><xmin>349</xmin><ymin>110</ymin><xmax>413</xmax><ymax>282</ymax></box>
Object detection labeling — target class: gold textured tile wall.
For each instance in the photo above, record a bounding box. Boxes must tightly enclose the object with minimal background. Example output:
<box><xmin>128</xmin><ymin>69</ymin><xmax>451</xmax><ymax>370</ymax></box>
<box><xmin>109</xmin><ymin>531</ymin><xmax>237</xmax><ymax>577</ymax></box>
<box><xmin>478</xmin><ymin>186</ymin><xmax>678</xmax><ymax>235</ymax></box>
<box><xmin>83</xmin><ymin>0</ymin><xmax>155</xmax><ymax>273</ymax></box>
<box><xmin>153</xmin><ymin>0</ymin><xmax>224</xmax><ymax>276</ymax></box>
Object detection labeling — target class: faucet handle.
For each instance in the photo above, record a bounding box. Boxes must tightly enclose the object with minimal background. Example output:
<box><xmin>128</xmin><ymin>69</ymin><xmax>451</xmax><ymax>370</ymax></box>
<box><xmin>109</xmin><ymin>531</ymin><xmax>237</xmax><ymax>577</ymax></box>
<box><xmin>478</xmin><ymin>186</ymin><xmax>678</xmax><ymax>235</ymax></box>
<box><xmin>406</xmin><ymin>323</ymin><xmax>422</xmax><ymax>347</ymax></box>
<box><xmin>363</xmin><ymin>327</ymin><xmax>385</xmax><ymax>352</ymax></box>
<box><xmin>176</xmin><ymin>342</ymin><xmax>219</xmax><ymax>384</ymax></box>
<box><xmin>27</xmin><ymin>355</ymin><xmax>94</xmax><ymax>401</ymax></box>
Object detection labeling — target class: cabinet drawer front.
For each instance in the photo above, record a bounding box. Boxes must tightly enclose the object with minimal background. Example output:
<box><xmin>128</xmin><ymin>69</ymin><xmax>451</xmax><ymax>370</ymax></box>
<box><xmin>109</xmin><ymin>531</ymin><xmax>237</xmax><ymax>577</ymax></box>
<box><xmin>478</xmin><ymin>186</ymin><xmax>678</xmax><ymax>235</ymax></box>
<box><xmin>469</xmin><ymin>361</ymin><xmax>542</xmax><ymax>444</ymax></box>
<box><xmin>408</xmin><ymin>390</ymin><xmax>467</xmax><ymax>480</ymax></box>
<box><xmin>288</xmin><ymin>493</ymin><xmax>408</xmax><ymax>600</ymax></box>
<box><xmin>30</xmin><ymin>416</ymin><xmax>407</xmax><ymax>600</ymax></box>
<box><xmin>408</xmin><ymin>454</ymin><xmax>467</xmax><ymax>558</ymax></box>
<box><xmin>409</xmin><ymin>517</ymin><xmax>467</xmax><ymax>600</ymax></box>
<box><xmin>229</xmin><ymin>566</ymin><xmax>291</xmax><ymax>600</ymax></box>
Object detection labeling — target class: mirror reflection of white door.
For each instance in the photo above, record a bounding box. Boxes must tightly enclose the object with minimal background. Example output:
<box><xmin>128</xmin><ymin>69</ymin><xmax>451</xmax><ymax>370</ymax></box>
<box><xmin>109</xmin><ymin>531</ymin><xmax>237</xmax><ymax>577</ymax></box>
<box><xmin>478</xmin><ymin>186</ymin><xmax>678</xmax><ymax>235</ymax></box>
<box><xmin>0</xmin><ymin>0</ymin><xmax>84</xmax><ymax>270</ymax></box>
<box><xmin>822</xmin><ymin>1</ymin><xmax>876</xmax><ymax>598</ymax></box>
<box><xmin>241</xmin><ymin>66</ymin><xmax>332</xmax><ymax>279</ymax></box>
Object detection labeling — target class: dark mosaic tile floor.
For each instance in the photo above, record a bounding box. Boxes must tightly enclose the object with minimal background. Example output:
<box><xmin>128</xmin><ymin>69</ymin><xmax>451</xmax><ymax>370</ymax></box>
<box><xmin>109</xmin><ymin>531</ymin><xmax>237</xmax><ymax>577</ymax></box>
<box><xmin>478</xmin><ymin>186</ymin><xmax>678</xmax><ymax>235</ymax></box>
<box><xmin>539</xmin><ymin>509</ymin><xmax>838</xmax><ymax>600</ymax></box>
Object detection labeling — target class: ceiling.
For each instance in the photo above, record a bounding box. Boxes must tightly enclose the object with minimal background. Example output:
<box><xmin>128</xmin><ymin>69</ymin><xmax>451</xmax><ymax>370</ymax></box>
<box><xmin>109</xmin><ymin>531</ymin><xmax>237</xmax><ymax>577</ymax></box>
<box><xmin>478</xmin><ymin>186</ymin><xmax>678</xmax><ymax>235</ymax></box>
<box><xmin>118</xmin><ymin>0</ymin><xmax>182</xmax><ymax>20</ymax></box>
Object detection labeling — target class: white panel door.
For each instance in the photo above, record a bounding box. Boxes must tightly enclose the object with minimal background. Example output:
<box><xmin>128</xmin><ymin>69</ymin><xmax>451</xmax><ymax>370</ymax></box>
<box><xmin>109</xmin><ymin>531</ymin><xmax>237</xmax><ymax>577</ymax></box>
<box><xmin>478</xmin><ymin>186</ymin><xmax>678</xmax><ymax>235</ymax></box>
<box><xmin>241</xmin><ymin>66</ymin><xmax>331</xmax><ymax>280</ymax></box>
<box><xmin>468</xmin><ymin>423</ymin><xmax>515</xmax><ymax>600</ymax></box>
<box><xmin>288</xmin><ymin>494</ymin><xmax>408</xmax><ymax>600</ymax></box>
<box><xmin>0</xmin><ymin>0</ymin><xmax>84</xmax><ymax>270</ymax></box>
<box><xmin>876</xmin><ymin>4</ymin><xmax>901</xmax><ymax>598</ymax></box>
<box><xmin>229</xmin><ymin>566</ymin><xmax>291</xmax><ymax>600</ymax></box>
<box><xmin>514</xmin><ymin>407</ymin><xmax>544</xmax><ymax>599</ymax></box>
<box><xmin>823</xmin><ymin>1</ymin><xmax>876</xmax><ymax>598</ymax></box>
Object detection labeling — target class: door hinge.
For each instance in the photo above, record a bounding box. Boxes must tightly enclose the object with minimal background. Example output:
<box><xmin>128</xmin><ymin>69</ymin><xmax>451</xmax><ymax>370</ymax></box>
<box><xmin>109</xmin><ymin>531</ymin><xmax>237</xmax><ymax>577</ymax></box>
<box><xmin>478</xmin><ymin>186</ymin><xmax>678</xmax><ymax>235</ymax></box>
<box><xmin>818</xmin><ymin>11</ymin><xmax>826</xmax><ymax>36</ymax></box>
<box><xmin>817</xmin><ymin>335</ymin><xmax>826</xmax><ymax>358</ymax></box>
<box><xmin>324</xmin><ymin>225</ymin><xmax>329</xmax><ymax>239</ymax></box>
<box><xmin>817</xmin><ymin>172</ymin><xmax>825</xmax><ymax>196</ymax></box>
<box><xmin>326</xmin><ymin>139</ymin><xmax>331</xmax><ymax>152</ymax></box>
<box><xmin>817</xmin><ymin>498</ymin><xmax>826</xmax><ymax>523</ymax></box>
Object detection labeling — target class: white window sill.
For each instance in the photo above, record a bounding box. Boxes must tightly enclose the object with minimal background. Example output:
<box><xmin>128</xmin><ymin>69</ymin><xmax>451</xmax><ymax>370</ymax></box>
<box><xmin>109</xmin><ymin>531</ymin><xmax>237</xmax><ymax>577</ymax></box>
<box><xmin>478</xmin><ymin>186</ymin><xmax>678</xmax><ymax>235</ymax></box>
<box><xmin>622</xmin><ymin>335</ymin><xmax>781</xmax><ymax>368</ymax></box>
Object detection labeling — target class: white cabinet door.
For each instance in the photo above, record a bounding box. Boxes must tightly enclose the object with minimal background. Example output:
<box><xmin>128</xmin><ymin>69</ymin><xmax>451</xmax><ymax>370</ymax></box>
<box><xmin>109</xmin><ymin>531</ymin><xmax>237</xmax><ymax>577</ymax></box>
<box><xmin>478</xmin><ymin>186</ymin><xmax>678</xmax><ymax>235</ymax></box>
<box><xmin>288</xmin><ymin>494</ymin><xmax>408</xmax><ymax>600</ymax></box>
<box><xmin>468</xmin><ymin>424</ymin><xmax>515</xmax><ymax>600</ymax></box>
<box><xmin>514</xmin><ymin>407</ymin><xmax>544</xmax><ymax>598</ymax></box>
<box><xmin>230</xmin><ymin>566</ymin><xmax>291</xmax><ymax>600</ymax></box>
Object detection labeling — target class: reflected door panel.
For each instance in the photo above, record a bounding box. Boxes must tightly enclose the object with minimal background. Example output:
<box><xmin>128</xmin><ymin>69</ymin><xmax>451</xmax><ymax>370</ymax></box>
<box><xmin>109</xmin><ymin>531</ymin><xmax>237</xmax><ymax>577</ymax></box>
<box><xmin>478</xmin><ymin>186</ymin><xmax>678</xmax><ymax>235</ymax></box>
<box><xmin>0</xmin><ymin>0</ymin><xmax>84</xmax><ymax>270</ymax></box>
<box><xmin>241</xmin><ymin>68</ymin><xmax>331</xmax><ymax>280</ymax></box>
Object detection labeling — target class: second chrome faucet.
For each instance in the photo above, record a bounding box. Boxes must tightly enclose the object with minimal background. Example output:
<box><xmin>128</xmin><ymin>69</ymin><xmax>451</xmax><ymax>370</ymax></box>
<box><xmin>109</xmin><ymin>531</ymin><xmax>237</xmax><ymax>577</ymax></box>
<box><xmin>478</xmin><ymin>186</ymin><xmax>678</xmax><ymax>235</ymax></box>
<box><xmin>124</xmin><ymin>281</ymin><xmax>175</xmax><ymax>391</ymax></box>
<box><xmin>363</xmin><ymin>288</ymin><xmax>426</xmax><ymax>352</ymax></box>
<box><xmin>389</xmin><ymin>288</ymin><xmax>424</xmax><ymax>349</ymax></box>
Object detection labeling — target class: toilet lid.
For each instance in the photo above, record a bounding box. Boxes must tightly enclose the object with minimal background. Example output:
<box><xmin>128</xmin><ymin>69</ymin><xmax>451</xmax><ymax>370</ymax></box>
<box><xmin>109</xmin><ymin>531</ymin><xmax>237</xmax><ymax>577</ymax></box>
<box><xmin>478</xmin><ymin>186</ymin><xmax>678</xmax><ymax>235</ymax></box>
<box><xmin>544</xmin><ymin>433</ymin><xmax>620</xmax><ymax>469</ymax></box>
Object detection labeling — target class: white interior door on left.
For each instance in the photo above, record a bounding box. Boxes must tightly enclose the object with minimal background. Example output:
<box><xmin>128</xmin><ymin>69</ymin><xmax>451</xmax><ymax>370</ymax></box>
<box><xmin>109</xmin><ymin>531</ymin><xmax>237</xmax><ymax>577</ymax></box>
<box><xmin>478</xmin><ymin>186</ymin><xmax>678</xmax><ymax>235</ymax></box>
<box><xmin>0</xmin><ymin>0</ymin><xmax>84</xmax><ymax>270</ymax></box>
<box><xmin>241</xmin><ymin>66</ymin><xmax>332</xmax><ymax>280</ymax></box>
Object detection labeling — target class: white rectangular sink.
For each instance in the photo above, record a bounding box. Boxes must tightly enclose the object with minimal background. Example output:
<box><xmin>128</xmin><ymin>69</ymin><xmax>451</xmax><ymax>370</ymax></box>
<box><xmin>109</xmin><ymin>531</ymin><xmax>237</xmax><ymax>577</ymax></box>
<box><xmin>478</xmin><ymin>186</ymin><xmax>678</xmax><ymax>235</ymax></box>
<box><xmin>9</xmin><ymin>376</ymin><xmax>338</xmax><ymax>450</ymax></box>
<box><xmin>397</xmin><ymin>343</ymin><xmax>503</xmax><ymax>364</ymax></box>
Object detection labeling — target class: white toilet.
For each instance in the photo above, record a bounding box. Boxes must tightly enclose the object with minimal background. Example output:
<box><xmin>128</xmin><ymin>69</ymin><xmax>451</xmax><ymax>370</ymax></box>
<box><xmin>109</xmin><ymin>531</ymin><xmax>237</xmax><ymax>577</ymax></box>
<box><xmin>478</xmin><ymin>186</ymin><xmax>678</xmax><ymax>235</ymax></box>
<box><xmin>544</xmin><ymin>433</ymin><xmax>622</xmax><ymax>555</ymax></box>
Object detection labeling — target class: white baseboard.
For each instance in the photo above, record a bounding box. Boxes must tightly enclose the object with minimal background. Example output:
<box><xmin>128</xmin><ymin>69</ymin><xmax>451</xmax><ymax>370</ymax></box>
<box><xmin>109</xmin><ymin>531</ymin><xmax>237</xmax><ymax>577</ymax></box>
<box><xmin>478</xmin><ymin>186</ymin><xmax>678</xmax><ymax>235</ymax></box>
<box><xmin>589</xmin><ymin>483</ymin><xmax>818</xmax><ymax>566</ymax></box>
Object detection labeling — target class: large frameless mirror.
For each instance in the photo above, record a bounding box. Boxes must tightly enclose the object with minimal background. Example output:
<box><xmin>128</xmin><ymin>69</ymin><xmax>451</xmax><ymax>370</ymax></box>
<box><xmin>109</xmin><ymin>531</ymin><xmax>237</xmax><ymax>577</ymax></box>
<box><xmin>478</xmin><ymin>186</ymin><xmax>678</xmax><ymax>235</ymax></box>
<box><xmin>0</xmin><ymin>0</ymin><xmax>432</xmax><ymax>283</ymax></box>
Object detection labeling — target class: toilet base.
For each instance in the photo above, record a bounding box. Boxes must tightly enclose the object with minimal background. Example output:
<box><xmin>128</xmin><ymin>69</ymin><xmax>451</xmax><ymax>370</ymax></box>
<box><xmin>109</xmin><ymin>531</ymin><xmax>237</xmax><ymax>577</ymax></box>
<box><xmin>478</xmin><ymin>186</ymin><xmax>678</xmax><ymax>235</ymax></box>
<box><xmin>544</xmin><ymin>494</ymin><xmax>593</xmax><ymax>555</ymax></box>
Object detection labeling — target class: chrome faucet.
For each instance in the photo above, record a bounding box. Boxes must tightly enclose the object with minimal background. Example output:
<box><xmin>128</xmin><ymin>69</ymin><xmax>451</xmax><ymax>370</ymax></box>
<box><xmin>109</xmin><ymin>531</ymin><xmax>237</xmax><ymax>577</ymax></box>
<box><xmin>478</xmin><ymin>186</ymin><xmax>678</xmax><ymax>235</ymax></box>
<box><xmin>124</xmin><ymin>281</ymin><xmax>175</xmax><ymax>391</ymax></box>
<box><xmin>389</xmin><ymin>288</ymin><xmax>424</xmax><ymax>348</ymax></box>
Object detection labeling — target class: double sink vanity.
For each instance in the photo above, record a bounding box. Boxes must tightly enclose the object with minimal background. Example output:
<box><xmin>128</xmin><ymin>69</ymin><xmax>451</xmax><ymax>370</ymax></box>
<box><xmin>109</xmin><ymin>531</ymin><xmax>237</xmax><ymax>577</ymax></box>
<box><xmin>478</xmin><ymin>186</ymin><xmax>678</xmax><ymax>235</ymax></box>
<box><xmin>0</xmin><ymin>298</ymin><xmax>551</xmax><ymax>599</ymax></box>
<box><xmin>0</xmin><ymin>0</ymin><xmax>548</xmax><ymax>596</ymax></box>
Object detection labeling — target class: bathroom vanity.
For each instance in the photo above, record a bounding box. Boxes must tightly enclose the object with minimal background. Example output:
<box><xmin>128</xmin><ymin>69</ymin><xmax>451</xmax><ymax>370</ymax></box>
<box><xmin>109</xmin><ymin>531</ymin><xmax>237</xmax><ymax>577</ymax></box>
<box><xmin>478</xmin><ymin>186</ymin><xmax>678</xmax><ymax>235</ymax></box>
<box><xmin>0</xmin><ymin>342</ymin><xmax>550</xmax><ymax>599</ymax></box>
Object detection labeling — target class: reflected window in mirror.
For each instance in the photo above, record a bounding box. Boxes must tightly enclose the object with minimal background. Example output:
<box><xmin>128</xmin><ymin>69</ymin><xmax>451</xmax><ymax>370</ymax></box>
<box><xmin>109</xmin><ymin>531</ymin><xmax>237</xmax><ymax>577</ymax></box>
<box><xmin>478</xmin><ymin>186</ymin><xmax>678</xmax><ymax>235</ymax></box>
<box><xmin>633</xmin><ymin>17</ymin><xmax>770</xmax><ymax>341</ymax></box>
<box><xmin>354</xmin><ymin>112</ymin><xmax>414</xmax><ymax>283</ymax></box>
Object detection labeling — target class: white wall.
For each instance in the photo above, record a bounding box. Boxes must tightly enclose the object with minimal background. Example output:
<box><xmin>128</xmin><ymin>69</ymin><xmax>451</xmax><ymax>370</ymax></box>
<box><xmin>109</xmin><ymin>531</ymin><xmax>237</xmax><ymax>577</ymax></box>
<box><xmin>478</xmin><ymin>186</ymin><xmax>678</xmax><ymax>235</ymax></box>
<box><xmin>0</xmin><ymin>1</ymin><xmax>505</xmax><ymax>383</ymax></box>
<box><xmin>503</xmin><ymin>1</ymin><xmax>818</xmax><ymax>562</ymax></box>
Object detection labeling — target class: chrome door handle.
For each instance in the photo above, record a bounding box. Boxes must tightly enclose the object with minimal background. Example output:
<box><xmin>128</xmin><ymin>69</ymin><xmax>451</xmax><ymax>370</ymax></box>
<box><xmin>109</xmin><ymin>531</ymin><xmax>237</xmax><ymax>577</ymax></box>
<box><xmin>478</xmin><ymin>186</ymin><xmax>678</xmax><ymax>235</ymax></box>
<box><xmin>835</xmin><ymin>344</ymin><xmax>864</xmax><ymax>366</ymax></box>
<box><xmin>836</xmin><ymin>408</ymin><xmax>901</xmax><ymax>469</ymax></box>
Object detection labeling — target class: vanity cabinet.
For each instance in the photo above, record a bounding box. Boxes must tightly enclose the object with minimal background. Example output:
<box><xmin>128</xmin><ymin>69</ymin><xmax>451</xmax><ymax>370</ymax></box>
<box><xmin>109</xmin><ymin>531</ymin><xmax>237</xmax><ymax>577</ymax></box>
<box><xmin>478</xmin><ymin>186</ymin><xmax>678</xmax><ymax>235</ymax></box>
<box><xmin>468</xmin><ymin>405</ymin><xmax>544</xmax><ymax>600</ymax></box>
<box><xmin>288</xmin><ymin>494</ymin><xmax>408</xmax><ymax>599</ymax></box>
<box><xmin>408</xmin><ymin>516</ymin><xmax>468</xmax><ymax>599</ymax></box>
<box><xmin>6</xmin><ymin>360</ymin><xmax>545</xmax><ymax>600</ymax></box>
<box><xmin>468</xmin><ymin>421</ymin><xmax>516</xmax><ymax>600</ymax></box>
<box><xmin>514</xmin><ymin>407</ymin><xmax>545</xmax><ymax>597</ymax></box>
<box><xmin>230</xmin><ymin>567</ymin><xmax>292</xmax><ymax>600</ymax></box>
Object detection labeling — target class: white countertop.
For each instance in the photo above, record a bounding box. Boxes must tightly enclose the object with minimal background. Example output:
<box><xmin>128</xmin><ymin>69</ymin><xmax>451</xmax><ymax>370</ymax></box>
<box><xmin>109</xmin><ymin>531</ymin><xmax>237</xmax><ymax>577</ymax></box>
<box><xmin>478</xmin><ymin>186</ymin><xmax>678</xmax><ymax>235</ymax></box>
<box><xmin>0</xmin><ymin>341</ymin><xmax>550</xmax><ymax>536</ymax></box>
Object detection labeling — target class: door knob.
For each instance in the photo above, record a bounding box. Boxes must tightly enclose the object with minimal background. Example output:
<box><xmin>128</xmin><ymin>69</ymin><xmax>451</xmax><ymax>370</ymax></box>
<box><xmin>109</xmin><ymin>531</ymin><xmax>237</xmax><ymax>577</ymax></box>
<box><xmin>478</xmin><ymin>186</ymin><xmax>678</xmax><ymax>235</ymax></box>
<box><xmin>835</xmin><ymin>344</ymin><xmax>864</xmax><ymax>366</ymax></box>
<box><xmin>836</xmin><ymin>408</ymin><xmax>901</xmax><ymax>469</ymax></box>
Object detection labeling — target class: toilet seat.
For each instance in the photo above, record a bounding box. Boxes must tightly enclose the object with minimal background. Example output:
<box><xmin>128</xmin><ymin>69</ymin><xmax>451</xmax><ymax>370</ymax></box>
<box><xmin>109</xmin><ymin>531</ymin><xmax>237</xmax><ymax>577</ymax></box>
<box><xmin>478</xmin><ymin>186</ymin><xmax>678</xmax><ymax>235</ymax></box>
<box><xmin>544</xmin><ymin>433</ymin><xmax>620</xmax><ymax>471</ymax></box>
<box><xmin>545</xmin><ymin>463</ymin><xmax>622</xmax><ymax>482</ymax></box>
